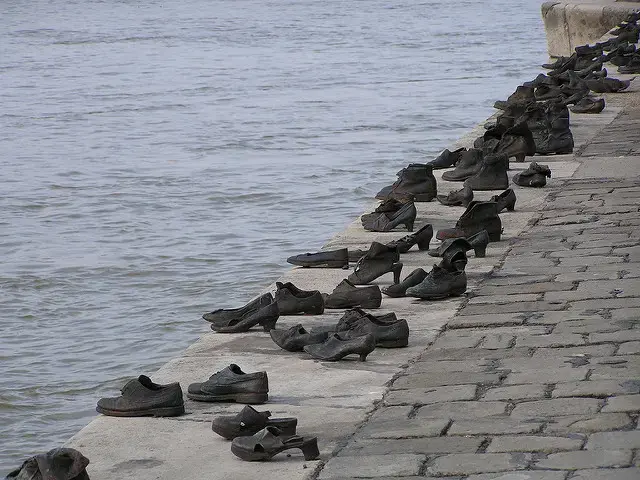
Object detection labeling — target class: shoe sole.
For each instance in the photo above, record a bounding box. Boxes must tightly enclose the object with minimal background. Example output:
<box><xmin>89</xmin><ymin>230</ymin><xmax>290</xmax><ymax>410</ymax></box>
<box><xmin>96</xmin><ymin>405</ymin><xmax>185</xmax><ymax>417</ymax></box>
<box><xmin>186</xmin><ymin>392</ymin><xmax>268</xmax><ymax>404</ymax></box>
<box><xmin>289</xmin><ymin>260</ymin><xmax>348</xmax><ymax>268</ymax></box>
<box><xmin>377</xmin><ymin>338</ymin><xmax>408</xmax><ymax>348</ymax></box>
<box><xmin>410</xmin><ymin>290</ymin><xmax>466</xmax><ymax>300</ymax></box>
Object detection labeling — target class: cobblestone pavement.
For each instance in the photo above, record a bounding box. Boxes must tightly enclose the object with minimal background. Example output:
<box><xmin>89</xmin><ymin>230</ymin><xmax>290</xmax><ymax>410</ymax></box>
<box><xmin>312</xmin><ymin>107</ymin><xmax>640</xmax><ymax>477</ymax></box>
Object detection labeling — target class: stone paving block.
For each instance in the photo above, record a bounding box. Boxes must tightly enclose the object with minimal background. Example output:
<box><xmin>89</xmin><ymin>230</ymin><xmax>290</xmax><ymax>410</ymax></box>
<box><xmin>419</xmin><ymin>347</ymin><xmax>532</xmax><ymax>361</ymax></box>
<box><xmin>367</xmin><ymin>406</ymin><xmax>411</xmax><ymax>423</ymax></box>
<box><xmin>568</xmin><ymin>297</ymin><xmax>640</xmax><ymax>312</ymax></box>
<box><xmin>618</xmin><ymin>341</ymin><xmax>640</xmax><ymax>354</ymax></box>
<box><xmin>318</xmin><ymin>454</ymin><xmax>425</xmax><ymax>479</ymax></box>
<box><xmin>553</xmin><ymin>318</ymin><xmax>622</xmax><ymax>334</ymax></box>
<box><xmin>448</xmin><ymin>314</ymin><xmax>526</xmax><ymax>328</ymax></box>
<box><xmin>511</xmin><ymin>398</ymin><xmax>601</xmax><ymax>419</ymax></box>
<box><xmin>482</xmin><ymin>384</ymin><xmax>546</xmax><ymax>402</ymax></box>
<box><xmin>481</xmin><ymin>334</ymin><xmax>517</xmax><ymax>350</ymax></box>
<box><xmin>535</xmin><ymin>450</ymin><xmax>632</xmax><ymax>470</ymax></box>
<box><xmin>483</xmin><ymin>275</ymin><xmax>554</xmax><ymax>286</ymax></box>
<box><xmin>601</xmin><ymin>394</ymin><xmax>640</xmax><ymax>413</ymax></box>
<box><xmin>385</xmin><ymin>384</ymin><xmax>477</xmax><ymax>406</ymax></box>
<box><xmin>391</xmin><ymin>372</ymin><xmax>502</xmax><ymax>390</ymax></box>
<box><xmin>338</xmin><ymin>436</ymin><xmax>484</xmax><ymax>456</ymax></box>
<box><xmin>427</xmin><ymin>453</ymin><xmax>531</xmax><ymax>476</ymax></box>
<box><xmin>429</xmin><ymin>330</ymin><xmax>483</xmax><ymax>349</ymax></box>
<box><xmin>555</xmin><ymin>271</ymin><xmax>621</xmax><ymax>282</ymax></box>
<box><xmin>515</xmin><ymin>334</ymin><xmax>586</xmax><ymax>348</ymax></box>
<box><xmin>477</xmin><ymin>282</ymin><xmax>574</xmax><ymax>296</ymax></box>
<box><xmin>587</xmin><ymin>430</ymin><xmax>640</xmax><ymax>450</ymax></box>
<box><xmin>610</xmin><ymin>308</ymin><xmax>640</xmax><ymax>321</ymax></box>
<box><xmin>574</xmin><ymin>278</ymin><xmax>640</xmax><ymax>298</ymax></box>
<box><xmin>527</xmin><ymin>311</ymin><xmax>601</xmax><ymax>325</ymax></box>
<box><xmin>449</xmin><ymin>419</ymin><xmax>543</xmax><ymax>435</ymax></box>
<box><xmin>409</xmin><ymin>359</ymin><xmax>493</xmax><ymax>374</ymax></box>
<box><xmin>574</xmin><ymin>238</ymin><xmax>636</xmax><ymax>249</ymax></box>
<box><xmin>532</xmin><ymin>344</ymin><xmax>616</xmax><ymax>358</ymax></box>
<box><xmin>547</xmin><ymin>248</ymin><xmax>612</xmax><ymax>257</ymax></box>
<box><xmin>552</xmin><ymin>380</ymin><xmax>640</xmax><ymax>398</ymax></box>
<box><xmin>356</xmin><ymin>418</ymin><xmax>450</xmax><ymax>439</ymax></box>
<box><xmin>503</xmin><ymin>367</ymin><xmax>589</xmax><ymax>385</ymax></box>
<box><xmin>499</xmin><ymin>356</ymin><xmax>588</xmax><ymax>371</ymax></box>
<box><xmin>589</xmin><ymin>366</ymin><xmax>640</xmax><ymax>382</ymax></box>
<box><xmin>545</xmin><ymin>290</ymin><xmax>612</xmax><ymax>302</ymax></box>
<box><xmin>487</xmin><ymin>435</ymin><xmax>583</xmax><ymax>453</ymax></box>
<box><xmin>460</xmin><ymin>302</ymin><xmax>567</xmax><ymax>316</ymax></box>
<box><xmin>502</xmin><ymin>257</ymin><xmax>555</xmax><ymax>268</ymax></box>
<box><xmin>590</xmin><ymin>330</ymin><xmax>640</xmax><ymax>343</ymax></box>
<box><xmin>466</xmin><ymin>472</ymin><xmax>567</xmax><ymax>480</ymax></box>
<box><xmin>571</xmin><ymin>468</ymin><xmax>640</xmax><ymax>480</ymax></box>
<box><xmin>415</xmin><ymin>401</ymin><xmax>506</xmax><ymax>419</ymax></box>
<box><xmin>468</xmin><ymin>294</ymin><xmax>541</xmax><ymax>305</ymax></box>
<box><xmin>544</xmin><ymin>413</ymin><xmax>633</xmax><ymax>433</ymax></box>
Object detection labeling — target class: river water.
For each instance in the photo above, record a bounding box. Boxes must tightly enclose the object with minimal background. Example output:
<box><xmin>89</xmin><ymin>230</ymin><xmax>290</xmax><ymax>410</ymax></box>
<box><xmin>0</xmin><ymin>0</ymin><xmax>546</xmax><ymax>471</ymax></box>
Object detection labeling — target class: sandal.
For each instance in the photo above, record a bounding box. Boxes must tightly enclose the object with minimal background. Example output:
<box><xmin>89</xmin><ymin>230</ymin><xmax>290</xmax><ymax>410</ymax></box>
<box><xmin>231</xmin><ymin>426</ymin><xmax>319</xmax><ymax>461</ymax></box>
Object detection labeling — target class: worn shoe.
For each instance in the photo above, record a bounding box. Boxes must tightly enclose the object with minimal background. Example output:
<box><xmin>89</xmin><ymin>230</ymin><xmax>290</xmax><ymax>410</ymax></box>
<box><xmin>386</xmin><ymin>224</ymin><xmax>433</xmax><ymax>253</ymax></box>
<box><xmin>436</xmin><ymin>185</ymin><xmax>474</xmax><ymax>207</ymax></box>
<box><xmin>427</xmin><ymin>147</ymin><xmax>466</xmax><ymax>169</ymax></box>
<box><xmin>441</xmin><ymin>148</ymin><xmax>483</xmax><ymax>181</ymax></box>
<box><xmin>348</xmin><ymin>244</ymin><xmax>402</xmax><ymax>285</ymax></box>
<box><xmin>570</xmin><ymin>96</ymin><xmax>605</xmax><ymax>114</ymax></box>
<box><xmin>275</xmin><ymin>282</ymin><xmax>324</xmax><ymax>315</ymax></box>
<box><xmin>322</xmin><ymin>279</ymin><xmax>382</xmax><ymax>309</ymax></box>
<box><xmin>211</xmin><ymin>302</ymin><xmax>279</xmax><ymax>333</ymax></box>
<box><xmin>584</xmin><ymin>77</ymin><xmax>633</xmax><ymax>93</ymax></box>
<box><xmin>513</xmin><ymin>162</ymin><xmax>552</xmax><ymax>188</ymax></box>
<box><xmin>375</xmin><ymin>164</ymin><xmax>437</xmax><ymax>202</ymax></box>
<box><xmin>6</xmin><ymin>448</ymin><xmax>90</xmax><ymax>480</ymax></box>
<box><xmin>436</xmin><ymin>201</ymin><xmax>502</xmax><ymax>242</ymax></box>
<box><xmin>231</xmin><ymin>426</ymin><xmax>319</xmax><ymax>462</ymax></box>
<box><xmin>286</xmin><ymin>248</ymin><xmax>348</xmax><ymax>268</ymax></box>
<box><xmin>381</xmin><ymin>268</ymin><xmax>428</xmax><ymax>298</ymax></box>
<box><xmin>96</xmin><ymin>375</ymin><xmax>184</xmax><ymax>417</ymax></box>
<box><xmin>490</xmin><ymin>188</ymin><xmax>516</xmax><ymax>213</ymax></box>
<box><xmin>269</xmin><ymin>324</ymin><xmax>328</xmax><ymax>352</ymax></box>
<box><xmin>212</xmin><ymin>406</ymin><xmax>297</xmax><ymax>440</ymax></box>
<box><xmin>340</xmin><ymin>314</ymin><xmax>409</xmax><ymax>348</ymax></box>
<box><xmin>310</xmin><ymin>308</ymin><xmax>398</xmax><ymax>335</ymax></box>
<box><xmin>203</xmin><ymin>293</ymin><xmax>273</xmax><ymax>326</ymax></box>
<box><xmin>464</xmin><ymin>153</ymin><xmax>509</xmax><ymax>191</ymax></box>
<box><xmin>406</xmin><ymin>264</ymin><xmax>467</xmax><ymax>299</ymax></box>
<box><xmin>304</xmin><ymin>332</ymin><xmax>376</xmax><ymax>361</ymax></box>
<box><xmin>187</xmin><ymin>364</ymin><xmax>268</xmax><ymax>404</ymax></box>
<box><xmin>362</xmin><ymin>201</ymin><xmax>417</xmax><ymax>232</ymax></box>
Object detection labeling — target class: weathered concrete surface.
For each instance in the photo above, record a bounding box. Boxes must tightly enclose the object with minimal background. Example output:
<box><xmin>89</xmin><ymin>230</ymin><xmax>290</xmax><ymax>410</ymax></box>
<box><xmin>542</xmin><ymin>1</ymin><xmax>640</xmax><ymax>56</ymax></box>
<box><xmin>67</xmin><ymin>32</ymin><xmax>640</xmax><ymax>480</ymax></box>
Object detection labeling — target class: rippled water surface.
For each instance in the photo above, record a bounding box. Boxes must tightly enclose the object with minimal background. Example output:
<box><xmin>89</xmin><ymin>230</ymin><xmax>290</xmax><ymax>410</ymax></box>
<box><xmin>0</xmin><ymin>0</ymin><xmax>546</xmax><ymax>470</ymax></box>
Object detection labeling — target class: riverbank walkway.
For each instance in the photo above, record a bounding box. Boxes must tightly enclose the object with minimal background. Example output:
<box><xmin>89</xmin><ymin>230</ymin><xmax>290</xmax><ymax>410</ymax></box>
<box><xmin>67</xmin><ymin>42</ymin><xmax>640</xmax><ymax>480</ymax></box>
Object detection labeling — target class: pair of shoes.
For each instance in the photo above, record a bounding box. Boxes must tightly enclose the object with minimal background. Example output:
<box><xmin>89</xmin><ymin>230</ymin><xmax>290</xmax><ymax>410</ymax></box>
<box><xmin>96</xmin><ymin>375</ymin><xmax>185</xmax><ymax>417</ymax></box>
<box><xmin>362</xmin><ymin>201</ymin><xmax>417</xmax><ymax>232</ymax></box>
<box><xmin>437</xmin><ymin>201</ymin><xmax>502</xmax><ymax>243</ymax></box>
<box><xmin>271</xmin><ymin>308</ymin><xmax>408</xmax><ymax>349</ymax></box>
<box><xmin>514</xmin><ymin>162</ymin><xmax>552</xmax><ymax>187</ymax></box>
<box><xmin>188</xmin><ymin>364</ymin><xmax>268</xmax><ymax>404</ymax></box>
<box><xmin>304</xmin><ymin>332</ymin><xmax>376</xmax><ymax>361</ymax></box>
<box><xmin>322</xmin><ymin>279</ymin><xmax>382</xmax><ymax>309</ymax></box>
<box><xmin>375</xmin><ymin>163</ymin><xmax>437</xmax><ymax>202</ymax></box>
<box><xmin>348</xmin><ymin>242</ymin><xmax>402</xmax><ymax>285</ymax></box>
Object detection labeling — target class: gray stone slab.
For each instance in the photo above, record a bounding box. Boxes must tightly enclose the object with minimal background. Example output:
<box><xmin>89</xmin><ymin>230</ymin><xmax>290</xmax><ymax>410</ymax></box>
<box><xmin>460</xmin><ymin>302</ymin><xmax>567</xmax><ymax>316</ymax></box>
<box><xmin>553</xmin><ymin>318</ymin><xmax>624</xmax><ymax>334</ymax></box>
<box><xmin>516</xmin><ymin>333</ymin><xmax>586</xmax><ymax>348</ymax></box>
<box><xmin>415</xmin><ymin>401</ymin><xmax>507</xmax><ymax>419</ymax></box>
<box><xmin>384</xmin><ymin>384</ymin><xmax>477</xmax><ymax>406</ymax></box>
<box><xmin>356</xmin><ymin>418</ymin><xmax>450</xmax><ymax>439</ymax></box>
<box><xmin>477</xmin><ymin>282</ymin><xmax>574</xmax><ymax>295</ymax></box>
<box><xmin>448</xmin><ymin>314</ymin><xmax>526</xmax><ymax>328</ymax></box>
<box><xmin>338</xmin><ymin>436</ymin><xmax>484</xmax><ymax>456</ymax></box>
<box><xmin>503</xmin><ymin>368</ymin><xmax>589</xmax><ymax>385</ymax></box>
<box><xmin>535</xmin><ymin>450</ymin><xmax>632</xmax><ymax>470</ymax></box>
<box><xmin>590</xmin><ymin>330</ymin><xmax>640</xmax><ymax>343</ymax></box>
<box><xmin>408</xmin><ymin>359</ymin><xmax>494</xmax><ymax>374</ymax></box>
<box><xmin>482</xmin><ymin>384</ymin><xmax>546</xmax><ymax>402</ymax></box>
<box><xmin>487</xmin><ymin>435</ymin><xmax>583</xmax><ymax>453</ymax></box>
<box><xmin>544</xmin><ymin>413</ymin><xmax>633</xmax><ymax>433</ymax></box>
<box><xmin>553</xmin><ymin>380</ymin><xmax>640</xmax><ymax>398</ymax></box>
<box><xmin>466</xmin><ymin>472</ymin><xmax>567</xmax><ymax>480</ymax></box>
<box><xmin>428</xmin><ymin>453</ymin><xmax>532</xmax><ymax>476</ymax></box>
<box><xmin>468</xmin><ymin>294</ymin><xmax>541</xmax><ymax>305</ymax></box>
<box><xmin>587</xmin><ymin>431</ymin><xmax>640</xmax><ymax>450</ymax></box>
<box><xmin>568</xmin><ymin>297</ymin><xmax>640</xmax><ymax>311</ymax></box>
<box><xmin>449</xmin><ymin>419</ymin><xmax>543</xmax><ymax>435</ymax></box>
<box><xmin>511</xmin><ymin>398</ymin><xmax>601</xmax><ymax>418</ymax></box>
<box><xmin>532</xmin><ymin>344</ymin><xmax>616</xmax><ymax>358</ymax></box>
<box><xmin>571</xmin><ymin>468</ymin><xmax>640</xmax><ymax>480</ymax></box>
<box><xmin>618</xmin><ymin>341</ymin><xmax>640</xmax><ymax>354</ymax></box>
<box><xmin>318</xmin><ymin>454</ymin><xmax>425</xmax><ymax>479</ymax></box>
<box><xmin>601</xmin><ymin>394</ymin><xmax>640</xmax><ymax>413</ymax></box>
<box><xmin>391</xmin><ymin>372</ymin><xmax>503</xmax><ymax>390</ymax></box>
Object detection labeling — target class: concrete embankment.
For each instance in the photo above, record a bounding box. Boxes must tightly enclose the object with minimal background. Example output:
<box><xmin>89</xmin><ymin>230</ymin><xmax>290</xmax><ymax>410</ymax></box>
<box><xmin>66</xmin><ymin>19</ymin><xmax>639</xmax><ymax>480</ymax></box>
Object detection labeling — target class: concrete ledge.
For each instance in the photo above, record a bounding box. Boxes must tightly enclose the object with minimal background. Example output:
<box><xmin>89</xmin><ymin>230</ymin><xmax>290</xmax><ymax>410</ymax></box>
<box><xmin>542</xmin><ymin>1</ymin><xmax>640</xmax><ymax>57</ymax></box>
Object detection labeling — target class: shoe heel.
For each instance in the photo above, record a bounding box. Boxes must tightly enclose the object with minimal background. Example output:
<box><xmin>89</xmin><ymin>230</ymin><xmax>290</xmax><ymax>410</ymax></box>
<box><xmin>404</xmin><ymin>219</ymin><xmax>414</xmax><ymax>232</ymax></box>
<box><xmin>261</xmin><ymin>318</ymin><xmax>278</xmax><ymax>332</ymax></box>
<box><xmin>506</xmin><ymin>200</ymin><xmax>516</xmax><ymax>212</ymax></box>
<box><xmin>515</xmin><ymin>152</ymin><xmax>526</xmax><ymax>162</ymax></box>
<box><xmin>488</xmin><ymin>232</ymin><xmax>501</xmax><ymax>242</ymax></box>
<box><xmin>417</xmin><ymin>237</ymin><xmax>431</xmax><ymax>251</ymax></box>
<box><xmin>391</xmin><ymin>263</ymin><xmax>403</xmax><ymax>284</ymax></box>
<box><xmin>301</xmin><ymin>438</ymin><xmax>320</xmax><ymax>460</ymax></box>
<box><xmin>269</xmin><ymin>418</ymin><xmax>298</xmax><ymax>436</ymax></box>
<box><xmin>412</xmin><ymin>193</ymin><xmax>433</xmax><ymax>202</ymax></box>
<box><xmin>474</xmin><ymin>245</ymin><xmax>486</xmax><ymax>258</ymax></box>
<box><xmin>234</xmin><ymin>393</ymin><xmax>268</xmax><ymax>404</ymax></box>
<box><xmin>358</xmin><ymin>352</ymin><xmax>369</xmax><ymax>362</ymax></box>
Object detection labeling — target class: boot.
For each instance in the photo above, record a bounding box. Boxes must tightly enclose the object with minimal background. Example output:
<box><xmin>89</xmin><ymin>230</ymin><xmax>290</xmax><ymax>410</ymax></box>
<box><xmin>584</xmin><ymin>77</ymin><xmax>633</xmax><ymax>93</ymax></box>
<box><xmin>427</xmin><ymin>147</ymin><xmax>466</xmax><ymax>169</ymax></box>
<box><xmin>463</xmin><ymin>153</ymin><xmax>509</xmax><ymax>191</ymax></box>
<box><xmin>441</xmin><ymin>148</ymin><xmax>483</xmax><ymax>181</ymax></box>
<box><xmin>405</xmin><ymin>264</ymin><xmax>467</xmax><ymax>300</ymax></box>
<box><xmin>436</xmin><ymin>185</ymin><xmax>474</xmax><ymax>207</ymax></box>
<box><xmin>429</xmin><ymin>231</ymin><xmax>489</xmax><ymax>258</ymax></box>
<box><xmin>375</xmin><ymin>164</ymin><xmax>437</xmax><ymax>202</ymax></box>
<box><xmin>484</xmin><ymin>122</ymin><xmax>536</xmax><ymax>163</ymax></box>
<box><xmin>362</xmin><ymin>202</ymin><xmax>417</xmax><ymax>232</ymax></box>
<box><xmin>513</xmin><ymin>162</ymin><xmax>552</xmax><ymax>188</ymax></box>
<box><xmin>436</xmin><ymin>201</ymin><xmax>502</xmax><ymax>242</ymax></box>
<box><xmin>534</xmin><ymin>103</ymin><xmax>574</xmax><ymax>155</ymax></box>
<box><xmin>490</xmin><ymin>188</ymin><xmax>516</xmax><ymax>213</ymax></box>
<box><xmin>386</xmin><ymin>224</ymin><xmax>433</xmax><ymax>253</ymax></box>
<box><xmin>347</xmin><ymin>242</ymin><xmax>402</xmax><ymax>285</ymax></box>
<box><xmin>493</xmin><ymin>85</ymin><xmax>535</xmax><ymax>111</ymax></box>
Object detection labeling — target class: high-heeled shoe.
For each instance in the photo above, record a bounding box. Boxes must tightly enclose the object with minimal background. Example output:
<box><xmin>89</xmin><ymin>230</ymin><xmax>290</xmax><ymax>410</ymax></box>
<box><xmin>231</xmin><ymin>426</ymin><xmax>319</xmax><ymax>461</ymax></box>
<box><xmin>436</xmin><ymin>202</ymin><xmax>502</xmax><ymax>242</ymax></box>
<box><xmin>211</xmin><ymin>302</ymin><xmax>280</xmax><ymax>333</ymax></box>
<box><xmin>386</xmin><ymin>224</ymin><xmax>433</xmax><ymax>253</ymax></box>
<box><xmin>347</xmin><ymin>242</ymin><xmax>401</xmax><ymax>285</ymax></box>
<box><xmin>303</xmin><ymin>333</ymin><xmax>376</xmax><ymax>361</ymax></box>
<box><xmin>212</xmin><ymin>406</ymin><xmax>297</xmax><ymax>440</ymax></box>
<box><xmin>490</xmin><ymin>188</ymin><xmax>516</xmax><ymax>213</ymax></box>
<box><xmin>269</xmin><ymin>324</ymin><xmax>329</xmax><ymax>352</ymax></box>
<box><xmin>362</xmin><ymin>202</ymin><xmax>417</xmax><ymax>232</ymax></box>
<box><xmin>381</xmin><ymin>268</ymin><xmax>429</xmax><ymax>298</ymax></box>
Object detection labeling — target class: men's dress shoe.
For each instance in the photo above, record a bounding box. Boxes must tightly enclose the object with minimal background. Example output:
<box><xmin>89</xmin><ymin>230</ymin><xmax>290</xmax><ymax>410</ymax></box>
<box><xmin>513</xmin><ymin>162</ymin><xmax>552</xmax><ymax>188</ymax></box>
<box><xmin>584</xmin><ymin>77</ymin><xmax>633</xmax><ymax>93</ymax></box>
<box><xmin>381</xmin><ymin>268</ymin><xmax>428</xmax><ymax>298</ymax></box>
<box><xmin>340</xmin><ymin>314</ymin><xmax>409</xmax><ymax>348</ymax></box>
<box><xmin>427</xmin><ymin>147</ymin><xmax>466</xmax><ymax>169</ymax></box>
<box><xmin>211</xmin><ymin>302</ymin><xmax>280</xmax><ymax>333</ymax></box>
<box><xmin>6</xmin><ymin>448</ymin><xmax>90</xmax><ymax>480</ymax></box>
<box><xmin>362</xmin><ymin>202</ymin><xmax>417</xmax><ymax>232</ymax></box>
<box><xmin>212</xmin><ymin>405</ymin><xmax>297</xmax><ymax>440</ymax></box>
<box><xmin>436</xmin><ymin>185</ymin><xmax>473</xmax><ymax>207</ymax></box>
<box><xmin>275</xmin><ymin>282</ymin><xmax>324</xmax><ymax>315</ymax></box>
<box><xmin>203</xmin><ymin>292</ymin><xmax>273</xmax><ymax>325</ymax></box>
<box><xmin>96</xmin><ymin>375</ymin><xmax>184</xmax><ymax>417</ymax></box>
<box><xmin>303</xmin><ymin>333</ymin><xmax>376</xmax><ymax>361</ymax></box>
<box><xmin>375</xmin><ymin>163</ymin><xmax>437</xmax><ymax>202</ymax></box>
<box><xmin>311</xmin><ymin>308</ymin><xmax>398</xmax><ymax>335</ymax></box>
<box><xmin>286</xmin><ymin>248</ymin><xmax>349</xmax><ymax>268</ymax></box>
<box><xmin>322</xmin><ymin>279</ymin><xmax>382</xmax><ymax>309</ymax></box>
<box><xmin>386</xmin><ymin>224</ymin><xmax>433</xmax><ymax>253</ymax></box>
<box><xmin>490</xmin><ymin>188</ymin><xmax>516</xmax><ymax>213</ymax></box>
<box><xmin>436</xmin><ymin>201</ymin><xmax>502</xmax><ymax>242</ymax></box>
<box><xmin>269</xmin><ymin>324</ymin><xmax>328</xmax><ymax>352</ymax></box>
<box><xmin>569</xmin><ymin>96</ymin><xmax>605</xmax><ymax>114</ymax></box>
<box><xmin>406</xmin><ymin>264</ymin><xmax>468</xmax><ymax>300</ymax></box>
<box><xmin>187</xmin><ymin>364</ymin><xmax>268</xmax><ymax>404</ymax></box>
<box><xmin>231</xmin><ymin>426</ymin><xmax>319</xmax><ymax>462</ymax></box>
